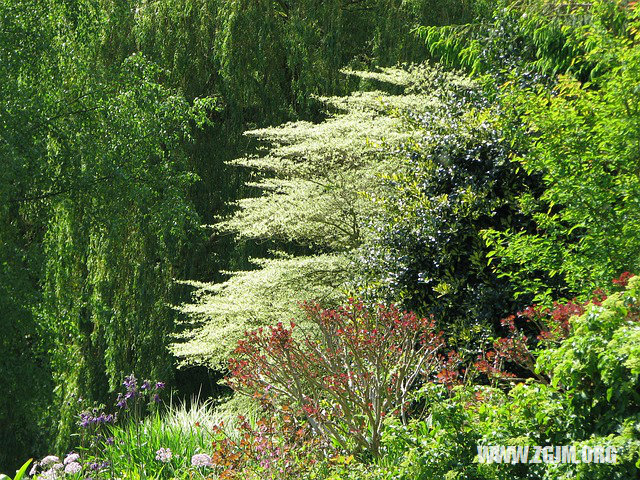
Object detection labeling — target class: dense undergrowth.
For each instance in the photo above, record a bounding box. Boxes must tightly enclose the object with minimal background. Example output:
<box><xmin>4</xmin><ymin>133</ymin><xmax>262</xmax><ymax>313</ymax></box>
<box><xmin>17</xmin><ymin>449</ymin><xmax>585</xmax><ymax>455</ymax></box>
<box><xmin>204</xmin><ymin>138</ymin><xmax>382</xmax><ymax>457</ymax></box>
<box><xmin>3</xmin><ymin>0</ymin><xmax>640</xmax><ymax>479</ymax></box>
<box><xmin>18</xmin><ymin>274</ymin><xmax>640</xmax><ymax>479</ymax></box>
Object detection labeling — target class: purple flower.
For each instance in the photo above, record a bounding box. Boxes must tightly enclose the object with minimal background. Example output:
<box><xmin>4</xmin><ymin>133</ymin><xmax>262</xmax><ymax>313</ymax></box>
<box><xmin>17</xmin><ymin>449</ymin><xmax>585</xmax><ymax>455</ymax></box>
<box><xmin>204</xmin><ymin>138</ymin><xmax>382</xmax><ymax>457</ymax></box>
<box><xmin>155</xmin><ymin>447</ymin><xmax>173</xmax><ymax>463</ymax></box>
<box><xmin>64</xmin><ymin>462</ymin><xmax>82</xmax><ymax>474</ymax></box>
<box><xmin>191</xmin><ymin>453</ymin><xmax>213</xmax><ymax>467</ymax></box>
<box><xmin>79</xmin><ymin>412</ymin><xmax>92</xmax><ymax>428</ymax></box>
<box><xmin>52</xmin><ymin>462</ymin><xmax>64</xmax><ymax>471</ymax></box>
<box><xmin>123</xmin><ymin>374</ymin><xmax>137</xmax><ymax>392</ymax></box>
<box><xmin>141</xmin><ymin>380</ymin><xmax>151</xmax><ymax>391</ymax></box>
<box><xmin>105</xmin><ymin>436</ymin><xmax>115</xmax><ymax>446</ymax></box>
<box><xmin>116</xmin><ymin>393</ymin><xmax>127</xmax><ymax>409</ymax></box>
<box><xmin>29</xmin><ymin>462</ymin><xmax>39</xmax><ymax>476</ymax></box>
<box><xmin>40</xmin><ymin>455</ymin><xmax>60</xmax><ymax>466</ymax></box>
<box><xmin>154</xmin><ymin>381</ymin><xmax>166</xmax><ymax>390</ymax></box>
<box><xmin>88</xmin><ymin>460</ymin><xmax>109</xmax><ymax>472</ymax></box>
<box><xmin>153</xmin><ymin>393</ymin><xmax>161</xmax><ymax>403</ymax></box>
<box><xmin>39</xmin><ymin>470</ymin><xmax>58</xmax><ymax>480</ymax></box>
<box><xmin>64</xmin><ymin>453</ymin><xmax>80</xmax><ymax>465</ymax></box>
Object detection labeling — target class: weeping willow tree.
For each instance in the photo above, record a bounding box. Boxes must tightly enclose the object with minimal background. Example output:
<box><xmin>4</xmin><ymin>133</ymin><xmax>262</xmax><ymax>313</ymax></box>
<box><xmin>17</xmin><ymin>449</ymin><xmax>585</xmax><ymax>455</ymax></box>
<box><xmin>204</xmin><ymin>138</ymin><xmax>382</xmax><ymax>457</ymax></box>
<box><xmin>91</xmin><ymin>0</ymin><xmax>495</xmax><ymax>283</ymax></box>
<box><xmin>0</xmin><ymin>0</ymin><xmax>212</xmax><ymax>454</ymax></box>
<box><xmin>42</xmin><ymin>67</ymin><xmax>208</xmax><ymax>451</ymax></box>
<box><xmin>173</xmin><ymin>67</ymin><xmax>448</xmax><ymax>368</ymax></box>
<box><xmin>125</xmin><ymin>0</ymin><xmax>486</xmax><ymax>104</ymax></box>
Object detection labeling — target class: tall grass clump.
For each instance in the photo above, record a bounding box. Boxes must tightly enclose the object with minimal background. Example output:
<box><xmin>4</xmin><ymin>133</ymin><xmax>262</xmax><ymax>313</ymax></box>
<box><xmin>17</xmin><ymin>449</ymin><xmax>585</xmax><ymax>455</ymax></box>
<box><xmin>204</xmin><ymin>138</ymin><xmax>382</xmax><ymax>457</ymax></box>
<box><xmin>92</xmin><ymin>395</ymin><xmax>260</xmax><ymax>479</ymax></box>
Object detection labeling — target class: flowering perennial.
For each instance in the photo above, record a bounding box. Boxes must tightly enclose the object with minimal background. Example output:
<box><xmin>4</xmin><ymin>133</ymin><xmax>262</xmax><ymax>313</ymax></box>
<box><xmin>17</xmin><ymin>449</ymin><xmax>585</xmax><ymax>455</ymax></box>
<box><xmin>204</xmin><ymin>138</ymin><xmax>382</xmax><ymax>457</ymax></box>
<box><xmin>155</xmin><ymin>447</ymin><xmax>173</xmax><ymax>463</ymax></box>
<box><xmin>191</xmin><ymin>453</ymin><xmax>213</xmax><ymax>467</ymax></box>
<box><xmin>64</xmin><ymin>462</ymin><xmax>82</xmax><ymax>474</ymax></box>
<box><xmin>63</xmin><ymin>453</ymin><xmax>80</xmax><ymax>465</ymax></box>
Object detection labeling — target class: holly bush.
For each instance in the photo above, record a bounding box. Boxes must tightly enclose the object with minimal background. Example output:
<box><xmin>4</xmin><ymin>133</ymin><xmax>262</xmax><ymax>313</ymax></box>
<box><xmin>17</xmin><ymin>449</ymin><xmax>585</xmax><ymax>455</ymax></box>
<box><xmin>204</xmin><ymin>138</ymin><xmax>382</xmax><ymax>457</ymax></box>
<box><xmin>357</xmin><ymin>69</ymin><xmax>533</xmax><ymax>347</ymax></box>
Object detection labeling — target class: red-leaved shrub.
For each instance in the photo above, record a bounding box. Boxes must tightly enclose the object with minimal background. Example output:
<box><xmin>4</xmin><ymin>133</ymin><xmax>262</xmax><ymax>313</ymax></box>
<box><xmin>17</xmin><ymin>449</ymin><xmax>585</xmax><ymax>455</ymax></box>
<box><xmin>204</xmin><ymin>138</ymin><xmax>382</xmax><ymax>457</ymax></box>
<box><xmin>227</xmin><ymin>299</ymin><xmax>445</xmax><ymax>457</ymax></box>
<box><xmin>472</xmin><ymin>274</ymin><xmax>636</xmax><ymax>384</ymax></box>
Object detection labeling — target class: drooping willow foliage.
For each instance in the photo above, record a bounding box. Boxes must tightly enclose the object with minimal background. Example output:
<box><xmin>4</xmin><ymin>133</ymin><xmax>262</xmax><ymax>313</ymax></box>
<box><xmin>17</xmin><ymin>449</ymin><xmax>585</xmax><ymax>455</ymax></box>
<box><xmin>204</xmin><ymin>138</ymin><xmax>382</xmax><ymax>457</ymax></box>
<box><xmin>39</xmin><ymin>61</ymin><xmax>203</xmax><ymax>448</ymax></box>
<box><xmin>0</xmin><ymin>0</ymin><xmax>208</xmax><ymax>456</ymax></box>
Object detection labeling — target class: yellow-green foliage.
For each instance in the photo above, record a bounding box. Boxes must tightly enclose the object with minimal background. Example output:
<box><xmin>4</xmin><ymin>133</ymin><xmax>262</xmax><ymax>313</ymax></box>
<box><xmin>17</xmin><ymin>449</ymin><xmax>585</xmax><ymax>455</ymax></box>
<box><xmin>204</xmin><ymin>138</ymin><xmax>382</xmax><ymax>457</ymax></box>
<box><xmin>484</xmin><ymin>6</ymin><xmax>640</xmax><ymax>300</ymax></box>
<box><xmin>221</xmin><ymin>87</ymin><xmax>437</xmax><ymax>250</ymax></box>
<box><xmin>173</xmin><ymin>254</ymin><xmax>350</xmax><ymax>367</ymax></box>
<box><xmin>173</xmin><ymin>67</ymin><xmax>459</xmax><ymax>368</ymax></box>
